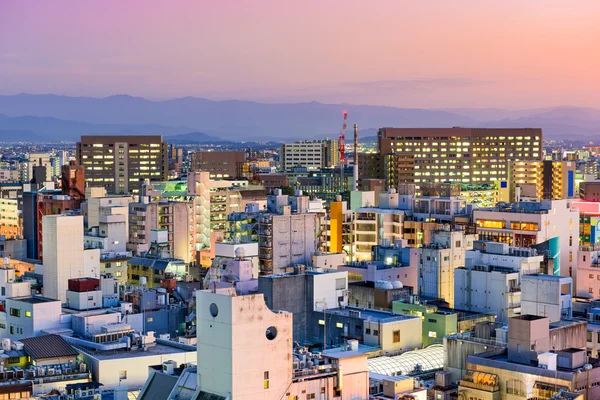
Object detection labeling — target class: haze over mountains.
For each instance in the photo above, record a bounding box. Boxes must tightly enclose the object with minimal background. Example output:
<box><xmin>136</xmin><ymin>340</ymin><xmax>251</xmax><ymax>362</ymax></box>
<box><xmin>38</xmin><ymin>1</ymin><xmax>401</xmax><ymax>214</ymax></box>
<box><xmin>0</xmin><ymin>94</ymin><xmax>598</xmax><ymax>143</ymax></box>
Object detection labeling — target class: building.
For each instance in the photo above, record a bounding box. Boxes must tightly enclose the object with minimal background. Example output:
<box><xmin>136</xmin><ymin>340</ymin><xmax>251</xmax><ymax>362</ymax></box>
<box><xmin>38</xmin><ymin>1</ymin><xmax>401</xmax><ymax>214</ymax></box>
<box><xmin>127</xmin><ymin>233</ymin><xmax>188</xmax><ymax>288</ymax></box>
<box><xmin>418</xmin><ymin>230</ymin><xmax>476</xmax><ymax>307</ymax></box>
<box><xmin>460</xmin><ymin>314</ymin><xmax>596</xmax><ymax>400</ymax></box>
<box><xmin>0</xmin><ymin>264</ymin><xmax>31</xmax><ymax>300</ymax></box>
<box><xmin>195</xmin><ymin>289</ymin><xmax>369</xmax><ymax>399</ymax></box>
<box><xmin>76</xmin><ymin>135</ymin><xmax>168</xmax><ymax>194</ymax></box>
<box><xmin>1</xmin><ymin>296</ymin><xmax>62</xmax><ymax>340</ymax></box>
<box><xmin>576</xmin><ymin>244</ymin><xmax>600</xmax><ymax>297</ymax></box>
<box><xmin>392</xmin><ymin>299</ymin><xmax>458</xmax><ymax>346</ymax></box>
<box><xmin>192</xmin><ymin>150</ymin><xmax>245</xmax><ymax>179</ymax></box>
<box><xmin>378</xmin><ymin>127</ymin><xmax>542</xmax><ymax>188</ymax></box>
<box><xmin>509</xmin><ymin>160</ymin><xmax>576</xmax><ymax>201</ymax></box>
<box><xmin>258</xmin><ymin>190</ymin><xmax>318</xmax><ymax>275</ymax></box>
<box><xmin>520</xmin><ymin>274</ymin><xmax>573</xmax><ymax>323</ymax></box>
<box><xmin>454</xmin><ymin>241</ymin><xmax>544</xmax><ymax>321</ymax></box>
<box><xmin>0</xmin><ymin>198</ymin><xmax>19</xmax><ymax>238</ymax></box>
<box><xmin>280</xmin><ymin>139</ymin><xmax>339</xmax><ymax>172</ymax></box>
<box><xmin>473</xmin><ymin>199</ymin><xmax>579</xmax><ymax>277</ymax></box>
<box><xmin>42</xmin><ymin>214</ymin><xmax>86</xmax><ymax>303</ymax></box>
<box><xmin>580</xmin><ymin>181</ymin><xmax>600</xmax><ymax>202</ymax></box>
<box><xmin>26</xmin><ymin>152</ymin><xmax>52</xmax><ymax>182</ymax></box>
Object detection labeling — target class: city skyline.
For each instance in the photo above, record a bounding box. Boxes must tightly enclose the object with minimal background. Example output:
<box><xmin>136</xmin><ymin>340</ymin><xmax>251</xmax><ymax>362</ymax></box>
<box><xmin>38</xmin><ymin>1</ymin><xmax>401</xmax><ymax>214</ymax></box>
<box><xmin>2</xmin><ymin>1</ymin><xmax>600</xmax><ymax>108</ymax></box>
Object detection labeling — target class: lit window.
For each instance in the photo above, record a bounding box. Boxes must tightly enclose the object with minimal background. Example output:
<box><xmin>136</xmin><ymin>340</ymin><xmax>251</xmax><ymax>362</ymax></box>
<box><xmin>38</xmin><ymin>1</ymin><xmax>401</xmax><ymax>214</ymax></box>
<box><xmin>25</xmin><ymin>311</ymin><xmax>32</xmax><ymax>318</ymax></box>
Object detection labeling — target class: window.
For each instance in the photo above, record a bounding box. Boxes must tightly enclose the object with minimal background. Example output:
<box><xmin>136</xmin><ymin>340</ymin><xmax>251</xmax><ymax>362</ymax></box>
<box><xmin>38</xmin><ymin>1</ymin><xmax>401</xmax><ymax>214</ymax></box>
<box><xmin>373</xmin><ymin>330</ymin><xmax>379</xmax><ymax>336</ymax></box>
<box><xmin>7</xmin><ymin>357</ymin><xmax>20</xmax><ymax>364</ymax></box>
<box><xmin>307</xmin><ymin>394</ymin><xmax>315</xmax><ymax>399</ymax></box>
<box><xmin>318</xmin><ymin>320</ymin><xmax>324</xmax><ymax>325</ymax></box>
<box><xmin>25</xmin><ymin>311</ymin><xmax>31</xmax><ymax>318</ymax></box>
<box><xmin>321</xmin><ymin>387</ymin><xmax>326</xmax><ymax>394</ymax></box>
<box><xmin>88</xmin><ymin>296</ymin><xmax>94</xmax><ymax>301</ymax></box>
<box><xmin>428</xmin><ymin>331</ymin><xmax>437</xmax><ymax>338</ymax></box>
<box><xmin>590</xmin><ymin>288</ymin><xmax>594</xmax><ymax>294</ymax></box>
<box><xmin>264</xmin><ymin>371</ymin><xmax>269</xmax><ymax>389</ymax></box>
<box><xmin>590</xmin><ymin>274</ymin><xmax>594</xmax><ymax>279</ymax></box>
<box><xmin>9</xmin><ymin>308</ymin><xmax>20</xmax><ymax>317</ymax></box>
<box><xmin>393</xmin><ymin>330</ymin><xmax>400</xmax><ymax>343</ymax></box>
<box><xmin>336</xmin><ymin>323</ymin><xmax>343</xmax><ymax>329</ymax></box>
<box><xmin>569</xmin><ymin>236</ymin><xmax>573</xmax><ymax>246</ymax></box>
<box><xmin>569</xmin><ymin>251</ymin><xmax>573</xmax><ymax>262</ymax></box>
<box><xmin>365</xmin><ymin>328</ymin><xmax>371</xmax><ymax>335</ymax></box>
<box><xmin>335</xmin><ymin>278</ymin><xmax>346</xmax><ymax>290</ymax></box>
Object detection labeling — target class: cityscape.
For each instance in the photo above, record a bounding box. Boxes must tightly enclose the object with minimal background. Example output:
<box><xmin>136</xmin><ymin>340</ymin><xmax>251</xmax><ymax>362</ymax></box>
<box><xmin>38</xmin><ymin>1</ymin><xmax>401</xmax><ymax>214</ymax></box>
<box><xmin>2</xmin><ymin>1</ymin><xmax>600</xmax><ymax>400</ymax></box>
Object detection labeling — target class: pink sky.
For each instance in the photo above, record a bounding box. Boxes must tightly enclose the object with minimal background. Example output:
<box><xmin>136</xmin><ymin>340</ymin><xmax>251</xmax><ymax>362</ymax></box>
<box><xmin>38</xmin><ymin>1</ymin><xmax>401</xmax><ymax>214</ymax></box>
<box><xmin>1</xmin><ymin>0</ymin><xmax>599</xmax><ymax>108</ymax></box>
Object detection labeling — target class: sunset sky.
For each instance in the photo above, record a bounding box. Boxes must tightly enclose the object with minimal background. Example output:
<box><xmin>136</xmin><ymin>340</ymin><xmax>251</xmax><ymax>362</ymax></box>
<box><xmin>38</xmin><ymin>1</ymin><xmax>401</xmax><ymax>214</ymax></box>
<box><xmin>1</xmin><ymin>0</ymin><xmax>599</xmax><ymax>108</ymax></box>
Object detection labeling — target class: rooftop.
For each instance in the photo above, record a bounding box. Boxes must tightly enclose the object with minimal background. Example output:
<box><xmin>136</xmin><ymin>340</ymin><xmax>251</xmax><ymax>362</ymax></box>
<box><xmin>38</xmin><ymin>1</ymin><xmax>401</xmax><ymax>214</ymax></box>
<box><xmin>328</xmin><ymin>307</ymin><xmax>417</xmax><ymax>323</ymax></box>
<box><xmin>21</xmin><ymin>334</ymin><xmax>79</xmax><ymax>360</ymax></box>
<box><xmin>8</xmin><ymin>295</ymin><xmax>59</xmax><ymax>304</ymax></box>
<box><xmin>73</xmin><ymin>342</ymin><xmax>194</xmax><ymax>361</ymax></box>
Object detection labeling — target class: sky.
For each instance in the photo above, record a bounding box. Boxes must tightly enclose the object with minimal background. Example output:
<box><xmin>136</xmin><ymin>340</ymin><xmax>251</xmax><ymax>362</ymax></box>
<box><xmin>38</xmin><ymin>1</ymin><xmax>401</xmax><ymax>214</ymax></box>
<box><xmin>1</xmin><ymin>0</ymin><xmax>600</xmax><ymax>109</ymax></box>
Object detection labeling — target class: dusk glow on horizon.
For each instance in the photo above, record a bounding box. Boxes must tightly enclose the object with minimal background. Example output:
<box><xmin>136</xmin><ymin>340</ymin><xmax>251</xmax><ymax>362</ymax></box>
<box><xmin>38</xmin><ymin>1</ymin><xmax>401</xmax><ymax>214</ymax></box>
<box><xmin>1</xmin><ymin>0</ymin><xmax>600</xmax><ymax>108</ymax></box>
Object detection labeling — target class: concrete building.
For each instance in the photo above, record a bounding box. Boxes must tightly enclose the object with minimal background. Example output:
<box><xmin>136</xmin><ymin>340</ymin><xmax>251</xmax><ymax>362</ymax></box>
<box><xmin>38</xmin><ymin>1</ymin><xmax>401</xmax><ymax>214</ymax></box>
<box><xmin>473</xmin><ymin>199</ymin><xmax>579</xmax><ymax>277</ymax></box>
<box><xmin>26</xmin><ymin>153</ymin><xmax>52</xmax><ymax>183</ymax></box>
<box><xmin>258</xmin><ymin>190</ymin><xmax>318</xmax><ymax>274</ymax></box>
<box><xmin>0</xmin><ymin>265</ymin><xmax>31</xmax><ymax>300</ymax></box>
<box><xmin>1</xmin><ymin>296</ymin><xmax>62</xmax><ymax>340</ymax></box>
<box><xmin>378</xmin><ymin>127</ymin><xmax>542</xmax><ymax>188</ymax></box>
<box><xmin>418</xmin><ymin>230</ymin><xmax>476</xmax><ymax>307</ymax></box>
<box><xmin>454</xmin><ymin>241</ymin><xmax>544</xmax><ymax>321</ymax></box>
<box><xmin>460</xmin><ymin>314</ymin><xmax>595</xmax><ymax>400</ymax></box>
<box><xmin>195</xmin><ymin>289</ymin><xmax>369</xmax><ymax>399</ymax></box>
<box><xmin>0</xmin><ymin>236</ymin><xmax>26</xmax><ymax>260</ymax></box>
<box><xmin>76</xmin><ymin>135</ymin><xmax>168</xmax><ymax>194</ymax></box>
<box><xmin>392</xmin><ymin>299</ymin><xmax>458</xmax><ymax>346</ymax></box>
<box><xmin>128</xmin><ymin>201</ymin><xmax>193</xmax><ymax>262</ymax></box>
<box><xmin>579</xmin><ymin>181</ymin><xmax>600</xmax><ymax>202</ymax></box>
<box><xmin>192</xmin><ymin>150</ymin><xmax>245</xmax><ymax>179</ymax></box>
<box><xmin>520</xmin><ymin>274</ymin><xmax>573</xmax><ymax>323</ymax></box>
<box><xmin>576</xmin><ymin>244</ymin><xmax>600</xmax><ymax>297</ymax></box>
<box><xmin>280</xmin><ymin>139</ymin><xmax>339</xmax><ymax>172</ymax></box>
<box><xmin>42</xmin><ymin>215</ymin><xmax>86</xmax><ymax>303</ymax></box>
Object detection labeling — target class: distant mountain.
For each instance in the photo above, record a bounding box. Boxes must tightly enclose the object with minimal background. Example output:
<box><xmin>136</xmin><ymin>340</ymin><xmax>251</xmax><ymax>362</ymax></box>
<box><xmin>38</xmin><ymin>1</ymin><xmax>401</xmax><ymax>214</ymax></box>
<box><xmin>167</xmin><ymin>131</ymin><xmax>229</xmax><ymax>144</ymax></box>
<box><xmin>0</xmin><ymin>94</ymin><xmax>475</xmax><ymax>140</ymax></box>
<box><xmin>0</xmin><ymin>94</ymin><xmax>599</xmax><ymax>142</ymax></box>
<box><xmin>0</xmin><ymin>113</ymin><xmax>194</xmax><ymax>141</ymax></box>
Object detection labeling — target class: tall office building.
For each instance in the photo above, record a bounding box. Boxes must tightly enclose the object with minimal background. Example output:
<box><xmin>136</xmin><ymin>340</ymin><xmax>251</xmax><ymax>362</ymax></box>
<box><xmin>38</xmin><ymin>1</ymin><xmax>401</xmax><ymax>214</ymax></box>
<box><xmin>280</xmin><ymin>139</ymin><xmax>339</xmax><ymax>172</ymax></box>
<box><xmin>42</xmin><ymin>215</ymin><xmax>85</xmax><ymax>303</ymax></box>
<box><xmin>192</xmin><ymin>150</ymin><xmax>245</xmax><ymax>179</ymax></box>
<box><xmin>377</xmin><ymin>128</ymin><xmax>542</xmax><ymax>188</ymax></box>
<box><xmin>76</xmin><ymin>135</ymin><xmax>168</xmax><ymax>194</ymax></box>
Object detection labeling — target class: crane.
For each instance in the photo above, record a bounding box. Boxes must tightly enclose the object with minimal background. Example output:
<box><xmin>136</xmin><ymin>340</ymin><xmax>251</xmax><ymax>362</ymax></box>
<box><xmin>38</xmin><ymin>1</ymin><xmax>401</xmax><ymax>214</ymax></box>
<box><xmin>339</xmin><ymin>111</ymin><xmax>348</xmax><ymax>191</ymax></box>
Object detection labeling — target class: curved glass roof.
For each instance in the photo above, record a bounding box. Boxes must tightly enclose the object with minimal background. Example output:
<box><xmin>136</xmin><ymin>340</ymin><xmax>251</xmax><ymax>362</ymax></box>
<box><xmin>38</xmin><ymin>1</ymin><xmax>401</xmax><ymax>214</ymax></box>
<box><xmin>368</xmin><ymin>345</ymin><xmax>444</xmax><ymax>376</ymax></box>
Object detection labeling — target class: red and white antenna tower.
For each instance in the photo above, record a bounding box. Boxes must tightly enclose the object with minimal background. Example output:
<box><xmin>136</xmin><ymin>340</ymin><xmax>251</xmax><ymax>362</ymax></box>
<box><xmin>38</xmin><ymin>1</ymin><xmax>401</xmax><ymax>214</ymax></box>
<box><xmin>339</xmin><ymin>111</ymin><xmax>348</xmax><ymax>163</ymax></box>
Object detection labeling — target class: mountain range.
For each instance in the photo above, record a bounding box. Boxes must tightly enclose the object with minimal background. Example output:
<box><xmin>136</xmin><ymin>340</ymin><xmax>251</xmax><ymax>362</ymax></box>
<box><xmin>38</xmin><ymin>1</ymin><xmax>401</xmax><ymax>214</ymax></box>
<box><xmin>0</xmin><ymin>93</ymin><xmax>599</xmax><ymax>142</ymax></box>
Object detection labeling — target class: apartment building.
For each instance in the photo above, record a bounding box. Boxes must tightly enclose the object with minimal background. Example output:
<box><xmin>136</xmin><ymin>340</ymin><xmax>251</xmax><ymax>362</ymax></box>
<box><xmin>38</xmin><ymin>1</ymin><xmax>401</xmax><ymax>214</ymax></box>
<box><xmin>377</xmin><ymin>127</ymin><xmax>542</xmax><ymax>188</ymax></box>
<box><xmin>76</xmin><ymin>135</ymin><xmax>168</xmax><ymax>194</ymax></box>
<box><xmin>280</xmin><ymin>139</ymin><xmax>339</xmax><ymax>172</ymax></box>
<box><xmin>0</xmin><ymin>198</ymin><xmax>19</xmax><ymax>238</ymax></box>
<box><xmin>509</xmin><ymin>160</ymin><xmax>576</xmax><ymax>201</ymax></box>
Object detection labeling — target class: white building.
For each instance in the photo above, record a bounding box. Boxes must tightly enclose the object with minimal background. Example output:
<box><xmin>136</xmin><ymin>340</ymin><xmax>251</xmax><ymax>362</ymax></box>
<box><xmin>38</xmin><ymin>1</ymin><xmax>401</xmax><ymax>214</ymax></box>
<box><xmin>454</xmin><ymin>241</ymin><xmax>544</xmax><ymax>322</ymax></box>
<box><xmin>0</xmin><ymin>266</ymin><xmax>31</xmax><ymax>300</ymax></box>
<box><xmin>521</xmin><ymin>274</ymin><xmax>573</xmax><ymax>323</ymax></box>
<box><xmin>473</xmin><ymin>199</ymin><xmax>579</xmax><ymax>277</ymax></box>
<box><xmin>0</xmin><ymin>296</ymin><xmax>62</xmax><ymax>340</ymax></box>
<box><xmin>195</xmin><ymin>289</ymin><xmax>369</xmax><ymax>399</ymax></box>
<box><xmin>42</xmin><ymin>215</ymin><xmax>86</xmax><ymax>303</ymax></box>
<box><xmin>418</xmin><ymin>230</ymin><xmax>476</xmax><ymax>307</ymax></box>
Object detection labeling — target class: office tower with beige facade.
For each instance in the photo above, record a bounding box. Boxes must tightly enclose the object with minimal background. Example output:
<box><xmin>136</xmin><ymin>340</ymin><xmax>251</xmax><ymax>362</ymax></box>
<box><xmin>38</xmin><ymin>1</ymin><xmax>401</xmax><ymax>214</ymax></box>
<box><xmin>76</xmin><ymin>135</ymin><xmax>168</xmax><ymax>194</ymax></box>
<box><xmin>377</xmin><ymin>127</ymin><xmax>542</xmax><ymax>188</ymax></box>
<box><xmin>192</xmin><ymin>150</ymin><xmax>245</xmax><ymax>179</ymax></box>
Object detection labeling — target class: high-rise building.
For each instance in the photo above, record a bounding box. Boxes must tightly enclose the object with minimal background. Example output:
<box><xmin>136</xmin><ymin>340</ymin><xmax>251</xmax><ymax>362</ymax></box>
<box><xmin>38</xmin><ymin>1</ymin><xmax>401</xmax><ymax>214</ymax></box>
<box><xmin>509</xmin><ymin>160</ymin><xmax>576</xmax><ymax>201</ymax></box>
<box><xmin>280</xmin><ymin>139</ymin><xmax>339</xmax><ymax>172</ymax></box>
<box><xmin>192</xmin><ymin>150</ymin><xmax>245</xmax><ymax>179</ymax></box>
<box><xmin>76</xmin><ymin>135</ymin><xmax>168</xmax><ymax>194</ymax></box>
<box><xmin>377</xmin><ymin>127</ymin><xmax>543</xmax><ymax>188</ymax></box>
<box><xmin>42</xmin><ymin>215</ymin><xmax>86</xmax><ymax>302</ymax></box>
<box><xmin>26</xmin><ymin>152</ymin><xmax>52</xmax><ymax>183</ymax></box>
